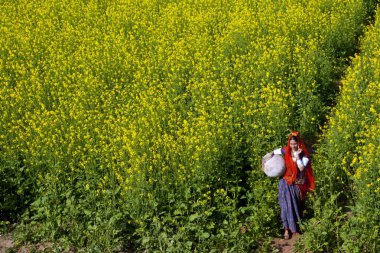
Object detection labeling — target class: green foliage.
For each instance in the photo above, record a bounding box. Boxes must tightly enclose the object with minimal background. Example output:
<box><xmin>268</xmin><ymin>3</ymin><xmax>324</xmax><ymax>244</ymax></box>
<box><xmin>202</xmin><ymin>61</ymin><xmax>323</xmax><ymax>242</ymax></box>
<box><xmin>298</xmin><ymin>6</ymin><xmax>380</xmax><ymax>252</ymax></box>
<box><xmin>0</xmin><ymin>0</ymin><xmax>376</xmax><ymax>251</ymax></box>
<box><xmin>295</xmin><ymin>194</ymin><xmax>346</xmax><ymax>252</ymax></box>
<box><xmin>0</xmin><ymin>152</ymin><xmax>32</xmax><ymax>231</ymax></box>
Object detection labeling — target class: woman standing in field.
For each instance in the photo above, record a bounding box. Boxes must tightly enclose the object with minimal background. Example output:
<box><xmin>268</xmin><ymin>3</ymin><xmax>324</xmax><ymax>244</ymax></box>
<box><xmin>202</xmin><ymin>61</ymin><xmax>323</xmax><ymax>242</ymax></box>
<box><xmin>272</xmin><ymin>131</ymin><xmax>315</xmax><ymax>240</ymax></box>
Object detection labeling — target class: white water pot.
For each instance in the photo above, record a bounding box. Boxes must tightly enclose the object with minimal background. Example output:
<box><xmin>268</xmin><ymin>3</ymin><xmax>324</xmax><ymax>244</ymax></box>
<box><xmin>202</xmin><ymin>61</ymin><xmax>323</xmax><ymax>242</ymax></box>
<box><xmin>262</xmin><ymin>152</ymin><xmax>285</xmax><ymax>177</ymax></box>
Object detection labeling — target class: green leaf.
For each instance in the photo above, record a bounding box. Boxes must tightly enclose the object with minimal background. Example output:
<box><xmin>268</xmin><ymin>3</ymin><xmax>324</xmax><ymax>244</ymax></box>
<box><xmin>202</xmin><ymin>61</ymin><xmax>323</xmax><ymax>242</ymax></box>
<box><xmin>201</xmin><ymin>232</ymin><xmax>210</xmax><ymax>239</ymax></box>
<box><xmin>142</xmin><ymin>237</ymin><xmax>150</xmax><ymax>245</ymax></box>
<box><xmin>189</xmin><ymin>213</ymin><xmax>200</xmax><ymax>222</ymax></box>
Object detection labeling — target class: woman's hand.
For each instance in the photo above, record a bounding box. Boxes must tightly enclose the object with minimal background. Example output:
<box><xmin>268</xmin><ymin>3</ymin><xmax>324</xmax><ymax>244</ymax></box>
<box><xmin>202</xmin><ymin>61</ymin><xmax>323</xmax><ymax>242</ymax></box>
<box><xmin>294</xmin><ymin>149</ymin><xmax>302</xmax><ymax>159</ymax></box>
<box><xmin>295</xmin><ymin>149</ymin><xmax>305</xmax><ymax>171</ymax></box>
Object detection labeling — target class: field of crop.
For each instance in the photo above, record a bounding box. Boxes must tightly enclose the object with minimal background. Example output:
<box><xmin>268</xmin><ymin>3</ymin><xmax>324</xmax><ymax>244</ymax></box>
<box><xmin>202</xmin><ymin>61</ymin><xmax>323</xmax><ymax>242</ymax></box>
<box><xmin>296</xmin><ymin>7</ymin><xmax>380</xmax><ymax>252</ymax></box>
<box><xmin>0</xmin><ymin>0</ymin><xmax>378</xmax><ymax>252</ymax></box>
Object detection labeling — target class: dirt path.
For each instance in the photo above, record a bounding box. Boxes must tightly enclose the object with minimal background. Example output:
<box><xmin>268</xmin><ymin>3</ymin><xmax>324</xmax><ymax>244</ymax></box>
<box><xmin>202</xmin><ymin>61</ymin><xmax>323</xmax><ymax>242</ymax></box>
<box><xmin>0</xmin><ymin>234</ymin><xmax>56</xmax><ymax>253</ymax></box>
<box><xmin>0</xmin><ymin>234</ymin><xmax>14</xmax><ymax>253</ymax></box>
<box><xmin>272</xmin><ymin>233</ymin><xmax>300</xmax><ymax>253</ymax></box>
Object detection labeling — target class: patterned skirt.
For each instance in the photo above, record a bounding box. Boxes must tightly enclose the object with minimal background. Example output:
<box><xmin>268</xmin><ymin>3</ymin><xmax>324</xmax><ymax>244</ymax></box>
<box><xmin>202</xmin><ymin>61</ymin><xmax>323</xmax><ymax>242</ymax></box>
<box><xmin>278</xmin><ymin>178</ymin><xmax>301</xmax><ymax>233</ymax></box>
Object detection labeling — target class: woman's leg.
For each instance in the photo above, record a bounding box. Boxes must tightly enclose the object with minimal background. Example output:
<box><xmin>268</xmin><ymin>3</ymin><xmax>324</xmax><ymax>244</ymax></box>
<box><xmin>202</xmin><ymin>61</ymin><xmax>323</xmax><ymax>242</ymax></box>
<box><xmin>278</xmin><ymin>179</ymin><xmax>301</xmax><ymax>235</ymax></box>
<box><xmin>284</xmin><ymin>228</ymin><xmax>289</xmax><ymax>240</ymax></box>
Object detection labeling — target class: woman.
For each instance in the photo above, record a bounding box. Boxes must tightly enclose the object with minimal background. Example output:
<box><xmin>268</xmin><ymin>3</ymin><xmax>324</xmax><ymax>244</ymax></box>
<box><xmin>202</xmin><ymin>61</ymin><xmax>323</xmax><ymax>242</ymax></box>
<box><xmin>272</xmin><ymin>131</ymin><xmax>315</xmax><ymax>239</ymax></box>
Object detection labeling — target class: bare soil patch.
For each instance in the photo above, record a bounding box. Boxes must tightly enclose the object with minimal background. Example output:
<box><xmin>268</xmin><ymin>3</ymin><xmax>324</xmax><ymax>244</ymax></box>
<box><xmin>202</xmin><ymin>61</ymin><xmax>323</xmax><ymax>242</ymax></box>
<box><xmin>272</xmin><ymin>233</ymin><xmax>300</xmax><ymax>253</ymax></box>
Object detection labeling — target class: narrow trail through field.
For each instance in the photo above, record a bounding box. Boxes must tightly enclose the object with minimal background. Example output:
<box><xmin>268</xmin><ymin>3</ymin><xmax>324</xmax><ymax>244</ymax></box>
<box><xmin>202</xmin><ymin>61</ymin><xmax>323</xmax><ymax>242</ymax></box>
<box><xmin>272</xmin><ymin>233</ymin><xmax>300</xmax><ymax>253</ymax></box>
<box><xmin>268</xmin><ymin>24</ymin><xmax>373</xmax><ymax>253</ymax></box>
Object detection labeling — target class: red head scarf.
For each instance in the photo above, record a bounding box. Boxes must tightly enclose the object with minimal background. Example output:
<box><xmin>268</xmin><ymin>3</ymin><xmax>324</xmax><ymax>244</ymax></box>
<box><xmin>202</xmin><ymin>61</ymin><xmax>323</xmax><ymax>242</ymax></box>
<box><xmin>283</xmin><ymin>131</ymin><xmax>315</xmax><ymax>197</ymax></box>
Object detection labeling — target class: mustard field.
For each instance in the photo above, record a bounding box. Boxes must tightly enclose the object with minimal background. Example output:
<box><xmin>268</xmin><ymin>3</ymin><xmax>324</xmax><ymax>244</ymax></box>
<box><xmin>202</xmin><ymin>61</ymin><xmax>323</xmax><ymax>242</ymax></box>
<box><xmin>0</xmin><ymin>0</ymin><xmax>378</xmax><ymax>252</ymax></box>
<box><xmin>296</xmin><ymin>7</ymin><xmax>380</xmax><ymax>252</ymax></box>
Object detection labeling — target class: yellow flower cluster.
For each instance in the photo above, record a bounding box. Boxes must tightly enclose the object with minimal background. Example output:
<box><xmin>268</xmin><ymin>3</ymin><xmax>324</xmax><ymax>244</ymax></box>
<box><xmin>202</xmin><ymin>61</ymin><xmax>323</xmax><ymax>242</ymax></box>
<box><xmin>298</xmin><ymin>7</ymin><xmax>379</xmax><ymax>252</ymax></box>
<box><xmin>320</xmin><ymin>10</ymin><xmax>380</xmax><ymax>185</ymax></box>
<box><xmin>313</xmin><ymin>9</ymin><xmax>380</xmax><ymax>250</ymax></box>
<box><xmin>0</xmin><ymin>1</ymin><xmax>371</xmax><ymax>248</ymax></box>
<box><xmin>0</xmin><ymin>0</ymin><xmax>368</xmax><ymax>197</ymax></box>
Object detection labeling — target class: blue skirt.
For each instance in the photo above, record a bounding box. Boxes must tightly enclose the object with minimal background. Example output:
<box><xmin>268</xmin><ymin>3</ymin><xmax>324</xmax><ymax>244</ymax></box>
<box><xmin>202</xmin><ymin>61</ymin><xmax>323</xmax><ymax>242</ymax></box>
<box><xmin>278</xmin><ymin>178</ymin><xmax>301</xmax><ymax>233</ymax></box>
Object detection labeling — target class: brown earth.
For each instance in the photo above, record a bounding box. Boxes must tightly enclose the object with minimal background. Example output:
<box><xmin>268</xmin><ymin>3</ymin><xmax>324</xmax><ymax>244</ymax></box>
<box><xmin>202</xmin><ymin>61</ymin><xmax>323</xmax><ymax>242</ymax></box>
<box><xmin>0</xmin><ymin>234</ymin><xmax>14</xmax><ymax>253</ymax></box>
<box><xmin>272</xmin><ymin>233</ymin><xmax>300</xmax><ymax>253</ymax></box>
<box><xmin>0</xmin><ymin>234</ymin><xmax>60</xmax><ymax>253</ymax></box>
